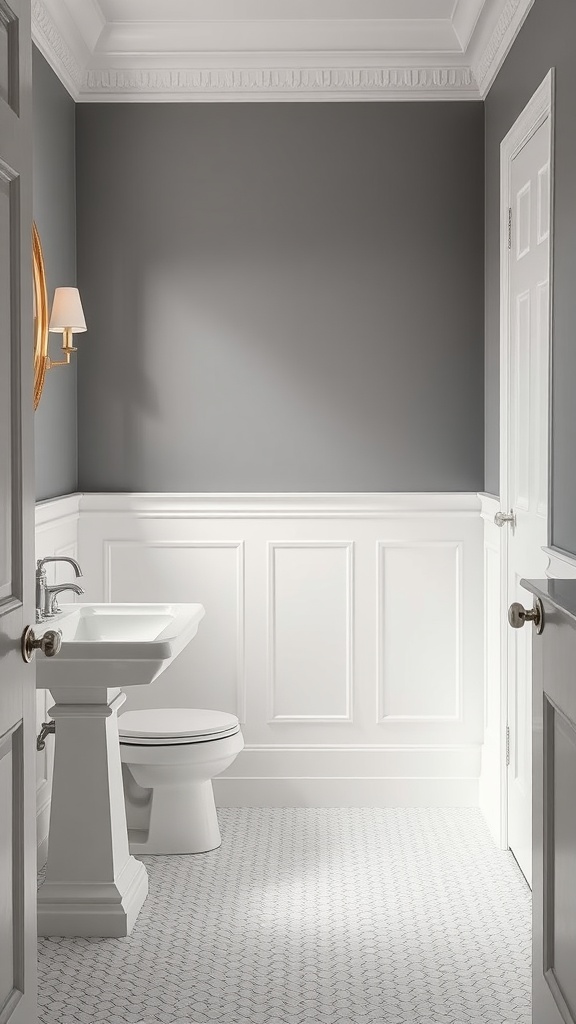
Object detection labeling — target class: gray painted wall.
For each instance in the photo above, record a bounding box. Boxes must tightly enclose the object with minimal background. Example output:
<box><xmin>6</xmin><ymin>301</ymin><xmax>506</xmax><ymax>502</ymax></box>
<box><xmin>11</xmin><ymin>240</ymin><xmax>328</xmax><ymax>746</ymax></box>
<box><xmin>485</xmin><ymin>0</ymin><xmax>576</xmax><ymax>555</ymax></box>
<box><xmin>76</xmin><ymin>102</ymin><xmax>484</xmax><ymax>493</ymax></box>
<box><xmin>33</xmin><ymin>48</ymin><xmax>77</xmax><ymax>500</ymax></box>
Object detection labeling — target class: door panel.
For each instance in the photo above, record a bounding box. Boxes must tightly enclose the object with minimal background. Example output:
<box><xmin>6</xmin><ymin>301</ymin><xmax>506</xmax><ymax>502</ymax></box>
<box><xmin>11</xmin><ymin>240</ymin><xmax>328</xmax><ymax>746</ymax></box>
<box><xmin>0</xmin><ymin>726</ymin><xmax>24</xmax><ymax>1017</ymax></box>
<box><xmin>505</xmin><ymin>113</ymin><xmax>551</xmax><ymax>886</ymax></box>
<box><xmin>0</xmin><ymin>0</ymin><xmax>37</xmax><ymax>1021</ymax></box>
<box><xmin>532</xmin><ymin>594</ymin><xmax>576</xmax><ymax>1023</ymax></box>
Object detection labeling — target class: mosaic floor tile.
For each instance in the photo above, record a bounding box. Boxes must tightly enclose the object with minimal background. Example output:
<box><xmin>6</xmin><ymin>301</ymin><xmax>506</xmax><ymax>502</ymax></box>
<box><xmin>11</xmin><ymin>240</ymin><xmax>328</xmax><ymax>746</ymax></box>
<box><xmin>38</xmin><ymin>808</ymin><xmax>531</xmax><ymax>1024</ymax></box>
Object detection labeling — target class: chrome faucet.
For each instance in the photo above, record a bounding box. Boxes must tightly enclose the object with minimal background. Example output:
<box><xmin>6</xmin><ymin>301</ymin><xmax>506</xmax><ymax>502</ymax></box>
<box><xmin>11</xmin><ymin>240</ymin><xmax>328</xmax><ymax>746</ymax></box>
<box><xmin>36</xmin><ymin>556</ymin><xmax>84</xmax><ymax>622</ymax></box>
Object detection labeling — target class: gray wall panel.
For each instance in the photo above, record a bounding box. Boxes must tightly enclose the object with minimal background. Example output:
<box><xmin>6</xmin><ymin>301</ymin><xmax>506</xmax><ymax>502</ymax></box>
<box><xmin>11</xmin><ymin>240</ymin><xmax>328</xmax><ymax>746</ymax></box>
<box><xmin>33</xmin><ymin>47</ymin><xmax>77</xmax><ymax>500</ymax></box>
<box><xmin>76</xmin><ymin>102</ymin><xmax>484</xmax><ymax>493</ymax></box>
<box><xmin>485</xmin><ymin>0</ymin><xmax>576</xmax><ymax>556</ymax></box>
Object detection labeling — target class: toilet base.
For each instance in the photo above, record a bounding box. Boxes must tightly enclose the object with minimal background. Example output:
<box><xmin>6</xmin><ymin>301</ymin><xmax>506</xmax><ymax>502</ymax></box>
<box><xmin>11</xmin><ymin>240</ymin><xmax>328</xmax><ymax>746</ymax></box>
<box><xmin>126</xmin><ymin>776</ymin><xmax>222</xmax><ymax>855</ymax></box>
<box><xmin>120</xmin><ymin>725</ymin><xmax>244</xmax><ymax>856</ymax></box>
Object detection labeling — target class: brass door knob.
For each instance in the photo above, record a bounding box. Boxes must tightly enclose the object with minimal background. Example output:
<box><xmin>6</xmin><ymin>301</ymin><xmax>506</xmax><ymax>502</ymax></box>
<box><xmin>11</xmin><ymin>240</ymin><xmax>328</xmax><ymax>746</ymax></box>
<box><xmin>508</xmin><ymin>598</ymin><xmax>544</xmax><ymax>634</ymax></box>
<box><xmin>21</xmin><ymin>625</ymin><xmax>62</xmax><ymax>664</ymax></box>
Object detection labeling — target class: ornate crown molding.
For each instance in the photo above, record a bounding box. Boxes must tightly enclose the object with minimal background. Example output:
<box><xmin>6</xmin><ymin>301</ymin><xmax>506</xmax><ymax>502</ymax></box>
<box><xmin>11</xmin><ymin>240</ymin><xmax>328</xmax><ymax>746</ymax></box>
<box><xmin>473</xmin><ymin>0</ymin><xmax>535</xmax><ymax>96</ymax></box>
<box><xmin>31</xmin><ymin>0</ymin><xmax>535</xmax><ymax>103</ymax></box>
<box><xmin>83</xmin><ymin>65</ymin><xmax>477</xmax><ymax>102</ymax></box>
<box><xmin>32</xmin><ymin>0</ymin><xmax>83</xmax><ymax>96</ymax></box>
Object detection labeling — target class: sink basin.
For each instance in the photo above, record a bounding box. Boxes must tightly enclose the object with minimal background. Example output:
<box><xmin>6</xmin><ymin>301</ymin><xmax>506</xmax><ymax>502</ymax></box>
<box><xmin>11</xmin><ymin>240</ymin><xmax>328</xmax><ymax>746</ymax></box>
<box><xmin>36</xmin><ymin>602</ymin><xmax>205</xmax><ymax>691</ymax></box>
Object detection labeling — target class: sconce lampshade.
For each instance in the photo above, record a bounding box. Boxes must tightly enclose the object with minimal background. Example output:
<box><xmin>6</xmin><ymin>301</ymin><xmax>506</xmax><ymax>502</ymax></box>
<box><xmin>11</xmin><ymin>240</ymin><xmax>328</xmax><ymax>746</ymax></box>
<box><xmin>49</xmin><ymin>287</ymin><xmax>87</xmax><ymax>334</ymax></box>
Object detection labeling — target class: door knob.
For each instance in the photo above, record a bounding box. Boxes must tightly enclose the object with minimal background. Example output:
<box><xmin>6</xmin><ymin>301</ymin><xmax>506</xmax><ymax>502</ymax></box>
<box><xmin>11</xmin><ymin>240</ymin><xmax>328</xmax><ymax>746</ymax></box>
<box><xmin>508</xmin><ymin>598</ymin><xmax>544</xmax><ymax>634</ymax></box>
<box><xmin>495</xmin><ymin>510</ymin><xmax>516</xmax><ymax>528</ymax></box>
<box><xmin>21</xmin><ymin>625</ymin><xmax>62</xmax><ymax>664</ymax></box>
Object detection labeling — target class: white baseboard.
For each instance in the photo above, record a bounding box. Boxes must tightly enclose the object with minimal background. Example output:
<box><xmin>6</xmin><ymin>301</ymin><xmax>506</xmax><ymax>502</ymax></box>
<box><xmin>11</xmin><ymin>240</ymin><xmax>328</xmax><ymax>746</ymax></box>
<box><xmin>214</xmin><ymin>777</ymin><xmax>478</xmax><ymax>807</ymax></box>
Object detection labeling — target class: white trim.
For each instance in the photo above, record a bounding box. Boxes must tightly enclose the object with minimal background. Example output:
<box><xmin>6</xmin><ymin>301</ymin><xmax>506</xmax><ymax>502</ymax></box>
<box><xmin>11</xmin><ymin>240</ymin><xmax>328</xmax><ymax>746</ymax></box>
<box><xmin>79</xmin><ymin>492</ymin><xmax>481</xmax><ymax>519</ymax></box>
<box><xmin>473</xmin><ymin>0</ymin><xmax>535</xmax><ymax>98</ymax></box>
<box><xmin>78</xmin><ymin>66</ymin><xmax>478</xmax><ymax>103</ymax></box>
<box><xmin>497</xmin><ymin>69</ymin><xmax>554</xmax><ymax>851</ymax></box>
<box><xmin>31</xmin><ymin>0</ymin><xmax>534</xmax><ymax>102</ymax></box>
<box><xmin>242</xmin><ymin>743</ymin><xmax>478</xmax><ymax>752</ymax></box>
<box><xmin>32</xmin><ymin>0</ymin><xmax>84</xmax><ymax>99</ymax></box>
<box><xmin>214</xmin><ymin>777</ymin><xmax>479</xmax><ymax>807</ymax></box>
<box><xmin>544</xmin><ymin>546</ymin><xmax>576</xmax><ymax>580</ymax></box>
<box><xmin>35</xmin><ymin>492</ymin><xmax>81</xmax><ymax>530</ymax></box>
<box><xmin>478</xmin><ymin>492</ymin><xmax>500</xmax><ymax>523</ymax></box>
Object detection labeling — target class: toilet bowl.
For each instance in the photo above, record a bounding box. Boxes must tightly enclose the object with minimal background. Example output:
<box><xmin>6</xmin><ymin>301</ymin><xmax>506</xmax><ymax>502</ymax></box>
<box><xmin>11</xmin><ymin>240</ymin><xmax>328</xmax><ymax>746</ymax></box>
<box><xmin>119</xmin><ymin>708</ymin><xmax>244</xmax><ymax>855</ymax></box>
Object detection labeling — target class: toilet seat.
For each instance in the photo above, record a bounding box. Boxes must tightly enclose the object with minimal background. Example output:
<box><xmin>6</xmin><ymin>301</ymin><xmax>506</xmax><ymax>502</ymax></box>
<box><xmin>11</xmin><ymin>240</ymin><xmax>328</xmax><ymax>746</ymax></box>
<box><xmin>118</xmin><ymin>707</ymin><xmax>240</xmax><ymax>745</ymax></box>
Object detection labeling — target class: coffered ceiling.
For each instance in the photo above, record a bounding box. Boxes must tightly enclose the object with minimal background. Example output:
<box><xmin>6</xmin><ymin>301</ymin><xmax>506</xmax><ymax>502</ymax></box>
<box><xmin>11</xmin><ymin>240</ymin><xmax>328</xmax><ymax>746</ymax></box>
<box><xmin>32</xmin><ymin>0</ymin><xmax>535</xmax><ymax>102</ymax></box>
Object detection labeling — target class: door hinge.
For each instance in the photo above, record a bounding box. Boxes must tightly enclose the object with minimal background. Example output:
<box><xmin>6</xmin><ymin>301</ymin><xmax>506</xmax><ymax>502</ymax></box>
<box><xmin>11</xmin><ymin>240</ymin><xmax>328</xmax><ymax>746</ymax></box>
<box><xmin>506</xmin><ymin>724</ymin><xmax>510</xmax><ymax>767</ymax></box>
<box><xmin>508</xmin><ymin>207</ymin><xmax>512</xmax><ymax>250</ymax></box>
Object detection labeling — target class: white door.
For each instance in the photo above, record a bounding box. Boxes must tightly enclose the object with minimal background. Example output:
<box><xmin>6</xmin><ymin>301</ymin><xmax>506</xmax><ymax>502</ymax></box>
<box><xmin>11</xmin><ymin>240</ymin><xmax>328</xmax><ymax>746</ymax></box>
<box><xmin>0</xmin><ymin>2</ymin><xmax>38</xmax><ymax>1022</ymax></box>
<box><xmin>501</xmin><ymin>88</ymin><xmax>552</xmax><ymax>886</ymax></box>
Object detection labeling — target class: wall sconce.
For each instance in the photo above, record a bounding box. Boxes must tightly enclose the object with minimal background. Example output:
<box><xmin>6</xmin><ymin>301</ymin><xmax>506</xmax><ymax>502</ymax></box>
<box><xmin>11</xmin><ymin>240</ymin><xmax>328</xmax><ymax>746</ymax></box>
<box><xmin>48</xmin><ymin>287</ymin><xmax>87</xmax><ymax>368</ymax></box>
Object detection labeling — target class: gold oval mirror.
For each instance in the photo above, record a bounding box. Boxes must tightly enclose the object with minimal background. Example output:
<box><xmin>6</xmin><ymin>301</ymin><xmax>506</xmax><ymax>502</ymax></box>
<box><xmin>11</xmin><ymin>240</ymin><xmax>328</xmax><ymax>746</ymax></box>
<box><xmin>33</xmin><ymin>222</ymin><xmax>49</xmax><ymax>410</ymax></box>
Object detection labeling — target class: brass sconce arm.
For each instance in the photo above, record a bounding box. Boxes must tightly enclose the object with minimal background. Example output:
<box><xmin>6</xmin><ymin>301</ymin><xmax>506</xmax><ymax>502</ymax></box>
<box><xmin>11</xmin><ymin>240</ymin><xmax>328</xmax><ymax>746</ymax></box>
<box><xmin>47</xmin><ymin>328</ymin><xmax>78</xmax><ymax>369</ymax></box>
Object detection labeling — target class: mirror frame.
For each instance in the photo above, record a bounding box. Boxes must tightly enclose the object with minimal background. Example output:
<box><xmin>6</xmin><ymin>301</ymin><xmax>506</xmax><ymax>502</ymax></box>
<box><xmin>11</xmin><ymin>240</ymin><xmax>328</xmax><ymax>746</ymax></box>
<box><xmin>33</xmin><ymin>221</ymin><xmax>49</xmax><ymax>410</ymax></box>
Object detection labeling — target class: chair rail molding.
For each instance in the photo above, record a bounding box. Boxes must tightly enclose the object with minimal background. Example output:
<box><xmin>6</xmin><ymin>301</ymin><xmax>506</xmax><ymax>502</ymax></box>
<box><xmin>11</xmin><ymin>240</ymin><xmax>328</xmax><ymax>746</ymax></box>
<box><xmin>544</xmin><ymin>546</ymin><xmax>576</xmax><ymax>580</ymax></box>
<box><xmin>36</xmin><ymin>492</ymin><xmax>483</xmax><ymax>824</ymax></box>
<box><xmin>32</xmin><ymin>0</ymin><xmax>534</xmax><ymax>102</ymax></box>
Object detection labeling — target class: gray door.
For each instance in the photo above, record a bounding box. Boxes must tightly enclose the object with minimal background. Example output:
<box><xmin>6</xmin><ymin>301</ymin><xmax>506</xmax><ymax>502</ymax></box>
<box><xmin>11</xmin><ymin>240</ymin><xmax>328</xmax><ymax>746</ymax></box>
<box><xmin>0</xmin><ymin>2</ymin><xmax>37</xmax><ymax>1022</ymax></box>
<box><xmin>532</xmin><ymin>591</ymin><xmax>576</xmax><ymax>1023</ymax></box>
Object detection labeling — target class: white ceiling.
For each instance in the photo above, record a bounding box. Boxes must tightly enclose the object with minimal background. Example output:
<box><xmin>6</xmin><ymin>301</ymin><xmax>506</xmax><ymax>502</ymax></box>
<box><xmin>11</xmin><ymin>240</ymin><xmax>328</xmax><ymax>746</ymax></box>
<box><xmin>32</xmin><ymin>0</ymin><xmax>535</xmax><ymax>102</ymax></box>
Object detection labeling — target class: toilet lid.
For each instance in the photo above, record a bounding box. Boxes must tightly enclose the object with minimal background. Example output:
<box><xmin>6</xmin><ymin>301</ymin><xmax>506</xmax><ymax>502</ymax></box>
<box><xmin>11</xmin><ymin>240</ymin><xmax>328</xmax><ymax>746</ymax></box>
<box><xmin>118</xmin><ymin>708</ymin><xmax>240</xmax><ymax>744</ymax></box>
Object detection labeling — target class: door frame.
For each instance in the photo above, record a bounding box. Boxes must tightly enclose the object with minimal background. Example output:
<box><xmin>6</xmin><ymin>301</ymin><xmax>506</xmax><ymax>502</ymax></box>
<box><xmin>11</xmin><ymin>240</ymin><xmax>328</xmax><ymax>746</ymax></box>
<box><xmin>497</xmin><ymin>69</ymin><xmax>555</xmax><ymax>850</ymax></box>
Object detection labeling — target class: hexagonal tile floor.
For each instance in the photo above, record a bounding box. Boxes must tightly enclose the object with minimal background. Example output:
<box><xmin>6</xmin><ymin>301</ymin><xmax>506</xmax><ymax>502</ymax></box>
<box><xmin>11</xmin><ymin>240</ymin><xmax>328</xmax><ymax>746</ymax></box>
<box><xmin>38</xmin><ymin>808</ymin><xmax>531</xmax><ymax>1024</ymax></box>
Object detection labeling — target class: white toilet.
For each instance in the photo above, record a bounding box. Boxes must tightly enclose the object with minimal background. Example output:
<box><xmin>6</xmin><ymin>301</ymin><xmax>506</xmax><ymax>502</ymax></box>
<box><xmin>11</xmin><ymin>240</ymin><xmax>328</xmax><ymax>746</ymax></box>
<box><xmin>118</xmin><ymin>707</ymin><xmax>244</xmax><ymax>855</ymax></box>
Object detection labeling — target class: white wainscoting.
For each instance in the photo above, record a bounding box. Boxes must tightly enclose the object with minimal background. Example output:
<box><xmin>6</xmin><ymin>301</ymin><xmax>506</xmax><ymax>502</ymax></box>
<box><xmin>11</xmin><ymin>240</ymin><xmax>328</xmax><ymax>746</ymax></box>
<box><xmin>36</xmin><ymin>492</ymin><xmax>483</xmax><ymax>823</ymax></box>
<box><xmin>35</xmin><ymin>493</ymin><xmax>81</xmax><ymax>864</ymax></box>
<box><xmin>478</xmin><ymin>493</ymin><xmax>505</xmax><ymax>846</ymax></box>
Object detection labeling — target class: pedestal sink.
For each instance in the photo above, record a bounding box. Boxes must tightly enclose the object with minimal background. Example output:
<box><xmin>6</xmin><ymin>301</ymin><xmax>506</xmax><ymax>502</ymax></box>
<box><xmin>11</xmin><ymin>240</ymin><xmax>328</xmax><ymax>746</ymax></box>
<box><xmin>36</xmin><ymin>603</ymin><xmax>205</xmax><ymax>938</ymax></box>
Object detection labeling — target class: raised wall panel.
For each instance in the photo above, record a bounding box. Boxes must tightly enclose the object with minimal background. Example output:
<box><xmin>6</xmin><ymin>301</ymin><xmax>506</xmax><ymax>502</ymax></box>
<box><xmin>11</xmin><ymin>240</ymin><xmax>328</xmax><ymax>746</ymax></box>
<box><xmin>268</xmin><ymin>542</ymin><xmax>353</xmax><ymax>722</ymax></box>
<box><xmin>105</xmin><ymin>541</ymin><xmax>246</xmax><ymax>721</ymax></box>
<box><xmin>378</xmin><ymin>542</ymin><xmax>461</xmax><ymax>722</ymax></box>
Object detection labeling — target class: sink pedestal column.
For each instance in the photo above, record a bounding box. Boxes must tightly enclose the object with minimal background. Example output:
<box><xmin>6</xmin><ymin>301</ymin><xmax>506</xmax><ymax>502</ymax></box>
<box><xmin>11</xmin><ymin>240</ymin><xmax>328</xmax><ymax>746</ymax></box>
<box><xmin>37</xmin><ymin>688</ymin><xmax>149</xmax><ymax>937</ymax></box>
